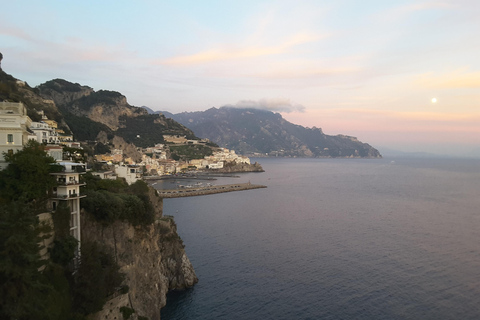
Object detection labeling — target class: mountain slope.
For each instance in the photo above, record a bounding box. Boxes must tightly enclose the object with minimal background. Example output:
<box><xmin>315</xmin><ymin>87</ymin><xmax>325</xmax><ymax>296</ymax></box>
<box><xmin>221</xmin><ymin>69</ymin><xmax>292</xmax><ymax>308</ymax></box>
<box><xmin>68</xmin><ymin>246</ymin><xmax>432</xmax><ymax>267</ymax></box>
<box><xmin>38</xmin><ymin>79</ymin><xmax>197</xmax><ymax>148</ymax></box>
<box><xmin>169</xmin><ymin>107</ymin><xmax>381</xmax><ymax>158</ymax></box>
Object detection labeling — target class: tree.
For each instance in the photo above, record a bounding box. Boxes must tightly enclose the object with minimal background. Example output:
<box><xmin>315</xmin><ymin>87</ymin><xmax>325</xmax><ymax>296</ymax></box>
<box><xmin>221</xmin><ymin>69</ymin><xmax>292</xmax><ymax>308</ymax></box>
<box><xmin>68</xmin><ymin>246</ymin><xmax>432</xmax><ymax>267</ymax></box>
<box><xmin>50</xmin><ymin>203</ymin><xmax>78</xmax><ymax>267</ymax></box>
<box><xmin>0</xmin><ymin>140</ymin><xmax>60</xmax><ymax>210</ymax></box>
<box><xmin>72</xmin><ymin>241</ymin><xmax>124</xmax><ymax>315</ymax></box>
<box><xmin>0</xmin><ymin>202</ymin><xmax>55</xmax><ymax>320</ymax></box>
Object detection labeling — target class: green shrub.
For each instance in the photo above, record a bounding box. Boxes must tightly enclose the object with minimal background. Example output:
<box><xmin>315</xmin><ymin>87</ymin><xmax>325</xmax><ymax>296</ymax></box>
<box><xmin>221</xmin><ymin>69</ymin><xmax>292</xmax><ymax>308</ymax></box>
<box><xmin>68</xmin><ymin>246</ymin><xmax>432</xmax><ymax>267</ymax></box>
<box><xmin>49</xmin><ymin>236</ymin><xmax>78</xmax><ymax>267</ymax></box>
<box><xmin>120</xmin><ymin>306</ymin><xmax>135</xmax><ymax>319</ymax></box>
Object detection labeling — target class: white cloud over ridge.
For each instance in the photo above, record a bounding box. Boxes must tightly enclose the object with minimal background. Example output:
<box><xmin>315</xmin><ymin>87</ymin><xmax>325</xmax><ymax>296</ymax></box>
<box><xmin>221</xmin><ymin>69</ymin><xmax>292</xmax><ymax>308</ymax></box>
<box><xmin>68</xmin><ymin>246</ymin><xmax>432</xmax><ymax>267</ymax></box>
<box><xmin>225</xmin><ymin>98</ymin><xmax>305</xmax><ymax>113</ymax></box>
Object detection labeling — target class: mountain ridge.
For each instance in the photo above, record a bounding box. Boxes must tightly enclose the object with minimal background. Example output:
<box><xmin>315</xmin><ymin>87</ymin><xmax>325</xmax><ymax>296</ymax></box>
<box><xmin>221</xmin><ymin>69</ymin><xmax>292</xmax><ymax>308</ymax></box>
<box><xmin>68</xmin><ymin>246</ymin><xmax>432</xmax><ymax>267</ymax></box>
<box><xmin>166</xmin><ymin>107</ymin><xmax>382</xmax><ymax>158</ymax></box>
<box><xmin>1</xmin><ymin>53</ymin><xmax>380</xmax><ymax>159</ymax></box>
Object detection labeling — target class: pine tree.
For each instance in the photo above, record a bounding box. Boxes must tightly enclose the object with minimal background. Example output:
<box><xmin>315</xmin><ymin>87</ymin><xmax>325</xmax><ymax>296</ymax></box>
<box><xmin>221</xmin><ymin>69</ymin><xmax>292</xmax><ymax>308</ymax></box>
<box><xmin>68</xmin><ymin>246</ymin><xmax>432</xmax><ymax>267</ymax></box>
<box><xmin>0</xmin><ymin>203</ymin><xmax>54</xmax><ymax>320</ymax></box>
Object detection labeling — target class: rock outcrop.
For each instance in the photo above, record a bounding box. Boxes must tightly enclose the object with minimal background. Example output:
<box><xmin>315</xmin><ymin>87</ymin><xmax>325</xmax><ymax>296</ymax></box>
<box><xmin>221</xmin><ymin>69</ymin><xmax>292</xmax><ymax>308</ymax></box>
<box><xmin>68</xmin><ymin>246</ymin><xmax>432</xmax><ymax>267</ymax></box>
<box><xmin>82</xmin><ymin>191</ymin><xmax>197</xmax><ymax>320</ymax></box>
<box><xmin>37</xmin><ymin>79</ymin><xmax>198</xmax><ymax>148</ymax></box>
<box><xmin>212</xmin><ymin>161</ymin><xmax>265</xmax><ymax>173</ymax></box>
<box><xmin>37</xmin><ymin>79</ymin><xmax>94</xmax><ymax>108</ymax></box>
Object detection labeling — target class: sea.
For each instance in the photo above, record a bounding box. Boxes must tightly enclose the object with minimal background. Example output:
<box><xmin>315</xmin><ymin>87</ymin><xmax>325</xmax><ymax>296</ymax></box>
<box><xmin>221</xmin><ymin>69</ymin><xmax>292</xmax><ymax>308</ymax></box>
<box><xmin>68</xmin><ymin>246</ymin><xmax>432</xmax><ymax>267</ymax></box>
<box><xmin>156</xmin><ymin>157</ymin><xmax>480</xmax><ymax>320</ymax></box>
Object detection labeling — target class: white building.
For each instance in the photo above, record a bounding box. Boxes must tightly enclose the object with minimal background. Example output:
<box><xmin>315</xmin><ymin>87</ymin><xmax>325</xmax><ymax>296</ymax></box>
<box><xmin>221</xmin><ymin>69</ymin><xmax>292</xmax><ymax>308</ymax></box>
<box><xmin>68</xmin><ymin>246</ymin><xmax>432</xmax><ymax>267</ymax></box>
<box><xmin>115</xmin><ymin>164</ymin><xmax>142</xmax><ymax>185</ymax></box>
<box><xmin>50</xmin><ymin>162</ymin><xmax>86</xmax><ymax>251</ymax></box>
<box><xmin>91</xmin><ymin>170</ymin><xmax>117</xmax><ymax>180</ymax></box>
<box><xmin>30</xmin><ymin>121</ymin><xmax>60</xmax><ymax>144</ymax></box>
<box><xmin>0</xmin><ymin>102</ymin><xmax>32</xmax><ymax>169</ymax></box>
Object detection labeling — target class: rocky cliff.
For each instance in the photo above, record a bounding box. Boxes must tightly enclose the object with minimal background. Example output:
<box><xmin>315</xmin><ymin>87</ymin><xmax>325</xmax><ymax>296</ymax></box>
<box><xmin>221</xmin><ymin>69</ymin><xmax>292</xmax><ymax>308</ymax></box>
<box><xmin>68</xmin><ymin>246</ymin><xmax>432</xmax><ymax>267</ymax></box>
<box><xmin>82</xmin><ymin>188</ymin><xmax>197</xmax><ymax>320</ymax></box>
<box><xmin>38</xmin><ymin>79</ymin><xmax>197</xmax><ymax>148</ymax></box>
<box><xmin>82</xmin><ymin>213</ymin><xmax>197</xmax><ymax>319</ymax></box>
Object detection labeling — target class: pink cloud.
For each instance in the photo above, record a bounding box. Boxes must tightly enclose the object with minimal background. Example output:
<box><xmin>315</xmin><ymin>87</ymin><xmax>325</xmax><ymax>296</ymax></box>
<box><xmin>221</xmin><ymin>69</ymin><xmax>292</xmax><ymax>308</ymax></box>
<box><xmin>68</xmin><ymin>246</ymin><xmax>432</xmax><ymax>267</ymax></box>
<box><xmin>158</xmin><ymin>33</ymin><xmax>324</xmax><ymax>66</ymax></box>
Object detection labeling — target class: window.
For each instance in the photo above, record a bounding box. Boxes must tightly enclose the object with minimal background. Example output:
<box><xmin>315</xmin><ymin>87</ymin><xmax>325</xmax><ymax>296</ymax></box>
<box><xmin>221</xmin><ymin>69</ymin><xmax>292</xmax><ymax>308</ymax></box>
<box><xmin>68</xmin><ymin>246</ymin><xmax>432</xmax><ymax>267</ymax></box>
<box><xmin>7</xmin><ymin>134</ymin><xmax>13</xmax><ymax>143</ymax></box>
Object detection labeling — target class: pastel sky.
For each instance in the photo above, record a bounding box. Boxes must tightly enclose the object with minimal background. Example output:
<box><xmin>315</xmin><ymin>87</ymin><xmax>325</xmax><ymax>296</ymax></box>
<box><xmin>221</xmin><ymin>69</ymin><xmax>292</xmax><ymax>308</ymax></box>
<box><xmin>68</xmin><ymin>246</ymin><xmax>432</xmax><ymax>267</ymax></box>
<box><xmin>2</xmin><ymin>0</ymin><xmax>480</xmax><ymax>156</ymax></box>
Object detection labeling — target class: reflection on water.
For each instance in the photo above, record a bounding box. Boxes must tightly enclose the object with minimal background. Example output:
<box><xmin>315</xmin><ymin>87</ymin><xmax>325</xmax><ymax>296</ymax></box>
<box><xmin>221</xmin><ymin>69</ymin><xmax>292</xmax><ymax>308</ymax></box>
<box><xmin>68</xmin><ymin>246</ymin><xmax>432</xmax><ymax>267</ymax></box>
<box><xmin>161</xmin><ymin>157</ymin><xmax>480</xmax><ymax>320</ymax></box>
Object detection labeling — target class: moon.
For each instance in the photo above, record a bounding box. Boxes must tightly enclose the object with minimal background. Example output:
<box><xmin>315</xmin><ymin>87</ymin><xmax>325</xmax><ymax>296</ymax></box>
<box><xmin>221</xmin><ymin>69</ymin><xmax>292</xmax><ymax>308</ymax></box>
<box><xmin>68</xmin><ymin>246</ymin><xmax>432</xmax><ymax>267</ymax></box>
<box><xmin>431</xmin><ymin>98</ymin><xmax>437</xmax><ymax>103</ymax></box>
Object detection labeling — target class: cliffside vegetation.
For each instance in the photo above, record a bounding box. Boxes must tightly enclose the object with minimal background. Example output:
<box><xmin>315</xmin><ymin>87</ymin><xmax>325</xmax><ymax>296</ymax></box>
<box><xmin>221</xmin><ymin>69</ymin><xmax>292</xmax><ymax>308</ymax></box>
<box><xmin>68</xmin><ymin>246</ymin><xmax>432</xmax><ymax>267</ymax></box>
<box><xmin>0</xmin><ymin>141</ymin><xmax>60</xmax><ymax>210</ymax></box>
<box><xmin>169</xmin><ymin>144</ymin><xmax>213</xmax><ymax>161</ymax></box>
<box><xmin>81</xmin><ymin>174</ymin><xmax>155</xmax><ymax>227</ymax></box>
<box><xmin>0</xmin><ymin>143</ymin><xmax>129</xmax><ymax>319</ymax></box>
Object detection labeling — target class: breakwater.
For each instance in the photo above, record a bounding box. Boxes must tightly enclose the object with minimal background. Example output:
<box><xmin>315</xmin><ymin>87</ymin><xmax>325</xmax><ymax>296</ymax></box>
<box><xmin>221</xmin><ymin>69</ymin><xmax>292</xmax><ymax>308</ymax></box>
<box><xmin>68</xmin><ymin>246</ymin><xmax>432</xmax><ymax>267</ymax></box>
<box><xmin>156</xmin><ymin>182</ymin><xmax>267</xmax><ymax>198</ymax></box>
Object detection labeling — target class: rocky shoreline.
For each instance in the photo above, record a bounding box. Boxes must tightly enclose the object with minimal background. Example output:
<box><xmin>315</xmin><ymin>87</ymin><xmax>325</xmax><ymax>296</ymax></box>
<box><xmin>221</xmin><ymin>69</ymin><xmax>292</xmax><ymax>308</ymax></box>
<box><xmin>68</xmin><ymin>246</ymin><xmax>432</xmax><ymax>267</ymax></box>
<box><xmin>209</xmin><ymin>161</ymin><xmax>264</xmax><ymax>173</ymax></box>
<box><xmin>85</xmin><ymin>188</ymin><xmax>197</xmax><ymax>320</ymax></box>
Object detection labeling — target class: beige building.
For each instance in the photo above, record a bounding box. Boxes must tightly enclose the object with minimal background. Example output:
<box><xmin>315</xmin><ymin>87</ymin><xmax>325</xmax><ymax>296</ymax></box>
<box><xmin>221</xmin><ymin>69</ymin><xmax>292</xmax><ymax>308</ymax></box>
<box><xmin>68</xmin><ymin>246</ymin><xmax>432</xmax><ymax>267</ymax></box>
<box><xmin>163</xmin><ymin>135</ymin><xmax>187</xmax><ymax>144</ymax></box>
<box><xmin>0</xmin><ymin>102</ymin><xmax>32</xmax><ymax>169</ymax></box>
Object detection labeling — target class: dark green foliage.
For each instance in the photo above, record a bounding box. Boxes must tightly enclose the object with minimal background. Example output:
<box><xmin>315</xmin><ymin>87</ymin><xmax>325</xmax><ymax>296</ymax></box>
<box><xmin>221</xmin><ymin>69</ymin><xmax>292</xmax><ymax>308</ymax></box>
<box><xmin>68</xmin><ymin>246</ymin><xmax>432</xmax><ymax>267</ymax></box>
<box><xmin>169</xmin><ymin>144</ymin><xmax>213</xmax><ymax>161</ymax></box>
<box><xmin>81</xmin><ymin>179</ymin><xmax>154</xmax><ymax>226</ymax></box>
<box><xmin>40</xmin><ymin>79</ymin><xmax>85</xmax><ymax>93</ymax></box>
<box><xmin>42</xmin><ymin>264</ymin><xmax>85</xmax><ymax>320</ymax></box>
<box><xmin>128</xmin><ymin>180</ymin><xmax>150</xmax><ymax>195</ymax></box>
<box><xmin>81</xmin><ymin>190</ymin><xmax>123</xmax><ymax>225</ymax></box>
<box><xmin>72</xmin><ymin>90</ymin><xmax>123</xmax><ymax>111</ymax></box>
<box><xmin>81</xmin><ymin>172</ymin><xmax>101</xmax><ymax>190</ymax></box>
<box><xmin>94</xmin><ymin>142</ymin><xmax>111</xmax><ymax>154</ymax></box>
<box><xmin>82</xmin><ymin>189</ymin><xmax>154</xmax><ymax>227</ymax></box>
<box><xmin>50</xmin><ymin>237</ymin><xmax>78</xmax><ymax>267</ymax></box>
<box><xmin>115</xmin><ymin>113</ymin><xmax>198</xmax><ymax>148</ymax></box>
<box><xmin>0</xmin><ymin>140</ymin><xmax>60</xmax><ymax>210</ymax></box>
<box><xmin>96</xmin><ymin>178</ymin><xmax>128</xmax><ymax>193</ymax></box>
<box><xmin>120</xmin><ymin>306</ymin><xmax>135</xmax><ymax>319</ymax></box>
<box><xmin>61</xmin><ymin>111</ymin><xmax>112</xmax><ymax>141</ymax></box>
<box><xmin>0</xmin><ymin>69</ymin><xmax>19</xmax><ymax>102</ymax></box>
<box><xmin>52</xmin><ymin>202</ymin><xmax>71</xmax><ymax>238</ymax></box>
<box><xmin>0</xmin><ymin>203</ymin><xmax>55</xmax><ymax>320</ymax></box>
<box><xmin>72</xmin><ymin>241</ymin><xmax>124</xmax><ymax>315</ymax></box>
<box><xmin>115</xmin><ymin>114</ymin><xmax>166</xmax><ymax>147</ymax></box>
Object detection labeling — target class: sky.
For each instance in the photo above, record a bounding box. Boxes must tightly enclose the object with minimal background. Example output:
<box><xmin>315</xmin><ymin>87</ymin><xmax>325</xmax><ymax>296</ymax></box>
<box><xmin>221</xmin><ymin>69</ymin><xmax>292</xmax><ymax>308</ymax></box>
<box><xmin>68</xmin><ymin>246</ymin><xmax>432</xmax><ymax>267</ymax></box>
<box><xmin>1</xmin><ymin>0</ymin><xmax>480</xmax><ymax>156</ymax></box>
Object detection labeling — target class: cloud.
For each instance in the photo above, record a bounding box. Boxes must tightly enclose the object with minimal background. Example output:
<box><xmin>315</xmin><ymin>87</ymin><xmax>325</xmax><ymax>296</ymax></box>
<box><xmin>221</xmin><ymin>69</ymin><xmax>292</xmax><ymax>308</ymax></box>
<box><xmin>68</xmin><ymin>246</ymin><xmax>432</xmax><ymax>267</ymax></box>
<box><xmin>159</xmin><ymin>33</ymin><xmax>324</xmax><ymax>66</ymax></box>
<box><xmin>0</xmin><ymin>24</ymin><xmax>34</xmax><ymax>42</ymax></box>
<box><xmin>225</xmin><ymin>98</ymin><xmax>305</xmax><ymax>113</ymax></box>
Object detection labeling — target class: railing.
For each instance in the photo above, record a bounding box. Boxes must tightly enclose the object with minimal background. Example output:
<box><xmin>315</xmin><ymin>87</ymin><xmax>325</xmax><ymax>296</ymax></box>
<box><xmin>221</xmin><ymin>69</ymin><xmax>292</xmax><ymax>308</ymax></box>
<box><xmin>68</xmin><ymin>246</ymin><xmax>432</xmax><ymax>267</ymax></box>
<box><xmin>52</xmin><ymin>193</ymin><xmax>86</xmax><ymax>199</ymax></box>
<box><xmin>56</xmin><ymin>180</ymin><xmax>85</xmax><ymax>186</ymax></box>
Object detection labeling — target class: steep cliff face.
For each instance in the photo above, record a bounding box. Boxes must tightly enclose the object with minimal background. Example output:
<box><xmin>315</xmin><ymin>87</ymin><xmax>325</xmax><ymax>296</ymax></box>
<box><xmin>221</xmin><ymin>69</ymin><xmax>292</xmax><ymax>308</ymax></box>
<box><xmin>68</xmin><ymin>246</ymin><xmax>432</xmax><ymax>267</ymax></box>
<box><xmin>81</xmin><ymin>194</ymin><xmax>197</xmax><ymax>320</ymax></box>
<box><xmin>39</xmin><ymin>80</ymin><xmax>144</xmax><ymax>131</ymax></box>
<box><xmin>96</xmin><ymin>131</ymin><xmax>143</xmax><ymax>163</ymax></box>
<box><xmin>38</xmin><ymin>78</ymin><xmax>94</xmax><ymax>108</ymax></box>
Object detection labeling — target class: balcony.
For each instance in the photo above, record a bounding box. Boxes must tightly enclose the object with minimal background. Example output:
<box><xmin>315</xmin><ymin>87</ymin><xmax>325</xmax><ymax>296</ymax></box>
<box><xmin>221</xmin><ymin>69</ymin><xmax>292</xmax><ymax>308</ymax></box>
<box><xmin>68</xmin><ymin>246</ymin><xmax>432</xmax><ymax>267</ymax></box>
<box><xmin>56</xmin><ymin>180</ymin><xmax>86</xmax><ymax>186</ymax></box>
<box><xmin>51</xmin><ymin>192</ymin><xmax>86</xmax><ymax>200</ymax></box>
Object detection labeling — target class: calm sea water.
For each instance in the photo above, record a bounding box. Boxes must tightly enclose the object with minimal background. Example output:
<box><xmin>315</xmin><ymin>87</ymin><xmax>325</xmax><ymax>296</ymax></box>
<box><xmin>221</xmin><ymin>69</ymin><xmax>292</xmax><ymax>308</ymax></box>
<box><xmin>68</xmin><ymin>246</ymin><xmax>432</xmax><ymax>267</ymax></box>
<box><xmin>158</xmin><ymin>157</ymin><xmax>480</xmax><ymax>320</ymax></box>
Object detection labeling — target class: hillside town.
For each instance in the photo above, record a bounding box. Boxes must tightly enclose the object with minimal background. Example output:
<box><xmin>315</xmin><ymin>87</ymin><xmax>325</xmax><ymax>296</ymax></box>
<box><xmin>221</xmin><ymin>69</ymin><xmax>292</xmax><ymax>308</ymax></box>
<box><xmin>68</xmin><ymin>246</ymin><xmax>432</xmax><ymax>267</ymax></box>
<box><xmin>0</xmin><ymin>101</ymin><xmax>255</xmax><ymax>183</ymax></box>
<box><xmin>0</xmin><ymin>100</ymin><xmax>258</xmax><ymax>257</ymax></box>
